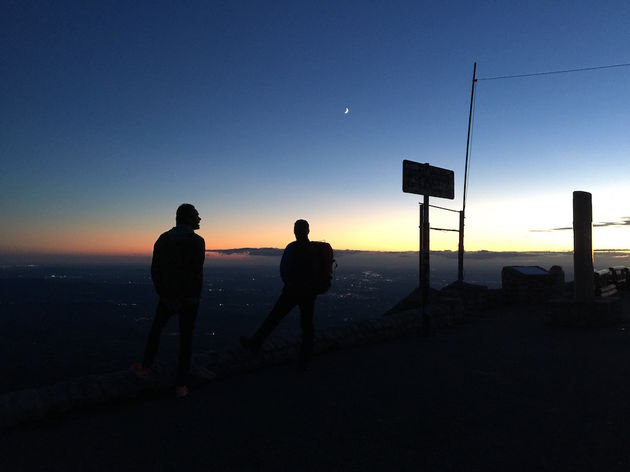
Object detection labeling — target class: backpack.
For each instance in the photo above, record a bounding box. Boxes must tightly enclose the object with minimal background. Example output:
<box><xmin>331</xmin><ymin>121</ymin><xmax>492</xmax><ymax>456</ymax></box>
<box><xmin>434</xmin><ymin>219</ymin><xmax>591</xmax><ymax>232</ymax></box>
<box><xmin>311</xmin><ymin>241</ymin><xmax>336</xmax><ymax>294</ymax></box>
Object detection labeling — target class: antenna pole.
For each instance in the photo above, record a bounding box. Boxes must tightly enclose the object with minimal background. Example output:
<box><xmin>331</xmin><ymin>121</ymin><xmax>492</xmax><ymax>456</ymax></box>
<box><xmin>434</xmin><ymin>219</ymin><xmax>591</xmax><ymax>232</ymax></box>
<box><xmin>458</xmin><ymin>62</ymin><xmax>477</xmax><ymax>283</ymax></box>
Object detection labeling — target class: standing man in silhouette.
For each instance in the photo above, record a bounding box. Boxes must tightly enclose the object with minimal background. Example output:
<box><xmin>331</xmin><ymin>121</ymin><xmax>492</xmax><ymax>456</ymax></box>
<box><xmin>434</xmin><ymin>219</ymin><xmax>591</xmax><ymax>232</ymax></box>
<box><xmin>241</xmin><ymin>219</ymin><xmax>317</xmax><ymax>369</ymax></box>
<box><xmin>131</xmin><ymin>203</ymin><xmax>206</xmax><ymax>397</ymax></box>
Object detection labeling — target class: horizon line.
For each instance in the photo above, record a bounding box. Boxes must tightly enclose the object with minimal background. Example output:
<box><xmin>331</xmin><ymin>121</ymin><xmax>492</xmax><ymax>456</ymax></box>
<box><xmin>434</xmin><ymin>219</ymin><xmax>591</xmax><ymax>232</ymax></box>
<box><xmin>2</xmin><ymin>248</ymin><xmax>629</xmax><ymax>262</ymax></box>
<box><xmin>206</xmin><ymin>247</ymin><xmax>630</xmax><ymax>255</ymax></box>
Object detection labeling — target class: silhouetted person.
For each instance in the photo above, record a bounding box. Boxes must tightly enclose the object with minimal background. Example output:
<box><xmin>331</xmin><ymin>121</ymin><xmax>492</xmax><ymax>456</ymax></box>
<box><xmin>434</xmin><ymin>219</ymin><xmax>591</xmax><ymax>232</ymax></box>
<box><xmin>241</xmin><ymin>219</ymin><xmax>317</xmax><ymax>369</ymax></box>
<box><xmin>131</xmin><ymin>203</ymin><xmax>206</xmax><ymax>397</ymax></box>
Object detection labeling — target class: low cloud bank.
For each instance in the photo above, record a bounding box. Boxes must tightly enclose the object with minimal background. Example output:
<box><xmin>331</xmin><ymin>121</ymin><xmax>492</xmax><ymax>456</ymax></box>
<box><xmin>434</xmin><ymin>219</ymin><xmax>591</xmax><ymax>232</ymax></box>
<box><xmin>531</xmin><ymin>216</ymin><xmax>630</xmax><ymax>232</ymax></box>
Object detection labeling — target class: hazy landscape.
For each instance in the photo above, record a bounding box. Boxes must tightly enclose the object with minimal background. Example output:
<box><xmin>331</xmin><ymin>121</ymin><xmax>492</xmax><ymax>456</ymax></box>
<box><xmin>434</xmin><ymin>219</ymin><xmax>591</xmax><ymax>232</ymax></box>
<box><xmin>1</xmin><ymin>249</ymin><xmax>629</xmax><ymax>393</ymax></box>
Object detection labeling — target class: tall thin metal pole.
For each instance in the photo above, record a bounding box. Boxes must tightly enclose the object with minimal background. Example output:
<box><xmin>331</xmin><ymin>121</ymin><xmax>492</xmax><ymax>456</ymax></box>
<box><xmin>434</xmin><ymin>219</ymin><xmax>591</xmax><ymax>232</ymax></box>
<box><xmin>419</xmin><ymin>202</ymin><xmax>422</xmax><ymax>292</ymax></box>
<box><xmin>420</xmin><ymin>196</ymin><xmax>431</xmax><ymax>331</ymax></box>
<box><xmin>421</xmin><ymin>195</ymin><xmax>430</xmax><ymax>306</ymax></box>
<box><xmin>458</xmin><ymin>210</ymin><xmax>465</xmax><ymax>282</ymax></box>
<box><xmin>458</xmin><ymin>62</ymin><xmax>477</xmax><ymax>283</ymax></box>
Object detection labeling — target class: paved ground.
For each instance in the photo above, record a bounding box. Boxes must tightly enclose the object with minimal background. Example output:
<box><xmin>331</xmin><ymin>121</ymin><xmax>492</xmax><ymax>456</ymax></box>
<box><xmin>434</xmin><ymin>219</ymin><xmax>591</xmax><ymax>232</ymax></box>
<box><xmin>3</xmin><ymin>299</ymin><xmax>630</xmax><ymax>471</ymax></box>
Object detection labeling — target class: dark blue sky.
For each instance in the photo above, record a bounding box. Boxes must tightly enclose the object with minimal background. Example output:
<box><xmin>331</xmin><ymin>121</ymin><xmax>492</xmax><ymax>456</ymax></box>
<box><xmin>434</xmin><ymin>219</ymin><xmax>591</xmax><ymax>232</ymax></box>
<box><xmin>2</xmin><ymin>0</ymin><xmax>629</xmax><ymax>255</ymax></box>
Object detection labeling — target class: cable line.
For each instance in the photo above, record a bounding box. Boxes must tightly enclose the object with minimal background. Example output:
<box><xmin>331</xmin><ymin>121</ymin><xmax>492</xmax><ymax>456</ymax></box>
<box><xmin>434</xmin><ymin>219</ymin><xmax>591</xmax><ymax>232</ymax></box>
<box><xmin>477</xmin><ymin>61</ymin><xmax>630</xmax><ymax>81</ymax></box>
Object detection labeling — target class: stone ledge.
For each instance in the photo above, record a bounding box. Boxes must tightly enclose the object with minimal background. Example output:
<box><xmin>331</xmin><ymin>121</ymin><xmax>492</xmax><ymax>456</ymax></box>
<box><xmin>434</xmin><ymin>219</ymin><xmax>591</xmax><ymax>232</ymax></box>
<box><xmin>545</xmin><ymin>297</ymin><xmax>623</xmax><ymax>327</ymax></box>
<box><xmin>0</xmin><ymin>302</ymin><xmax>463</xmax><ymax>432</ymax></box>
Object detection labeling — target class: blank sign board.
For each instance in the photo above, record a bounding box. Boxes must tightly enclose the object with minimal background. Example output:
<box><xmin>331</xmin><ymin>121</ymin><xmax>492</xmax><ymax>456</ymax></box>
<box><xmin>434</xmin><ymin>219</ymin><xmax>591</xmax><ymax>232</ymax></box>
<box><xmin>402</xmin><ymin>160</ymin><xmax>454</xmax><ymax>199</ymax></box>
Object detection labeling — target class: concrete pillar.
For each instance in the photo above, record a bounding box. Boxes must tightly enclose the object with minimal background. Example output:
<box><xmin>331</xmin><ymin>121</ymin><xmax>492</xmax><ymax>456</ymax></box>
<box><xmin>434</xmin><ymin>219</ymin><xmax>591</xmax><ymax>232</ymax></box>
<box><xmin>573</xmin><ymin>191</ymin><xmax>594</xmax><ymax>301</ymax></box>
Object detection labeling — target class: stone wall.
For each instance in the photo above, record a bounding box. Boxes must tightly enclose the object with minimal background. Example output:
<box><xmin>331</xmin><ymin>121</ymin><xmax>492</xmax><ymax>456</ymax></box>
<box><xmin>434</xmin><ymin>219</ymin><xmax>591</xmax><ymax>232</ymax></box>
<box><xmin>0</xmin><ymin>300</ymin><xmax>464</xmax><ymax>432</ymax></box>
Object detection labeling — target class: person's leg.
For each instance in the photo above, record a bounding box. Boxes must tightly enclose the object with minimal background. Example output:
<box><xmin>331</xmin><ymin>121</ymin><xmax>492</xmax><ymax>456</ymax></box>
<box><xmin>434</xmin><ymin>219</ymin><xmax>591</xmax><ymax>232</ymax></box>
<box><xmin>248</xmin><ymin>290</ymin><xmax>296</xmax><ymax>349</ymax></box>
<box><xmin>175</xmin><ymin>303</ymin><xmax>199</xmax><ymax>387</ymax></box>
<box><xmin>298</xmin><ymin>295</ymin><xmax>316</xmax><ymax>366</ymax></box>
<box><xmin>142</xmin><ymin>299</ymin><xmax>173</xmax><ymax>369</ymax></box>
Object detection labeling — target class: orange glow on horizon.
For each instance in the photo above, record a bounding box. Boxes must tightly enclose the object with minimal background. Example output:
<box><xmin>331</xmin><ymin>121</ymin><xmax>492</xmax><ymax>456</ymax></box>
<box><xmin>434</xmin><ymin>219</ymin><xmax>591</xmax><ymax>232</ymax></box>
<box><xmin>2</xmin><ymin>205</ymin><xmax>629</xmax><ymax>257</ymax></box>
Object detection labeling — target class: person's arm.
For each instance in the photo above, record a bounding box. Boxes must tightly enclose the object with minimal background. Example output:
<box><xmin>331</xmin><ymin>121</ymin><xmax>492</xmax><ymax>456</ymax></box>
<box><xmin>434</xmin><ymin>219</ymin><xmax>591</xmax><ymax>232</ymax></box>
<box><xmin>280</xmin><ymin>243</ymin><xmax>293</xmax><ymax>284</ymax></box>
<box><xmin>193</xmin><ymin>236</ymin><xmax>205</xmax><ymax>295</ymax></box>
<box><xmin>151</xmin><ymin>236</ymin><xmax>164</xmax><ymax>295</ymax></box>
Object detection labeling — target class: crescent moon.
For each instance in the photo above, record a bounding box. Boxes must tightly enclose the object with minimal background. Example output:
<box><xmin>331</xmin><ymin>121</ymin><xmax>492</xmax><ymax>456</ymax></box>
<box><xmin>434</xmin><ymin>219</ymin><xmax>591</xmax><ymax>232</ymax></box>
<box><xmin>344</xmin><ymin>107</ymin><xmax>349</xmax><ymax>114</ymax></box>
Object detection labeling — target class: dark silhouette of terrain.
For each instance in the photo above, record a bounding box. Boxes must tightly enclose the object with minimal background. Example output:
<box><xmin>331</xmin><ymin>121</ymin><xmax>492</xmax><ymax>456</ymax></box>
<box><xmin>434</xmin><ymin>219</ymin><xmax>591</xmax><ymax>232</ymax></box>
<box><xmin>3</xmin><ymin>293</ymin><xmax>630</xmax><ymax>471</ymax></box>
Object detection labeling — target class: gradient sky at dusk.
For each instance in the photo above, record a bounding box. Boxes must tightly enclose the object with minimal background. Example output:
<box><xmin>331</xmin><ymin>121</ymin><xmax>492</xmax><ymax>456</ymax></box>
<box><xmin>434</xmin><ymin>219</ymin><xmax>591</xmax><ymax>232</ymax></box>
<box><xmin>2</xmin><ymin>0</ymin><xmax>629</xmax><ymax>257</ymax></box>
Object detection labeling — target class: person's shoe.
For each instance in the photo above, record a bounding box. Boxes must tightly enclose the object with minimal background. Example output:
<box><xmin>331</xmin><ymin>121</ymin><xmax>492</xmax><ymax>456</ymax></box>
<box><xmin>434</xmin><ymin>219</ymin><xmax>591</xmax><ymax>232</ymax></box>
<box><xmin>130</xmin><ymin>362</ymin><xmax>150</xmax><ymax>379</ymax></box>
<box><xmin>240</xmin><ymin>336</ymin><xmax>261</xmax><ymax>354</ymax></box>
<box><xmin>175</xmin><ymin>385</ymin><xmax>190</xmax><ymax>398</ymax></box>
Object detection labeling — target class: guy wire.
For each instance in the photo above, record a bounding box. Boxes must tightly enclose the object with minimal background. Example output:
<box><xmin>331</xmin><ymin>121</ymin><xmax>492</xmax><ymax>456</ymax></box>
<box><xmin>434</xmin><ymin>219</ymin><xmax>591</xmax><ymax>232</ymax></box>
<box><xmin>477</xmin><ymin>61</ymin><xmax>630</xmax><ymax>81</ymax></box>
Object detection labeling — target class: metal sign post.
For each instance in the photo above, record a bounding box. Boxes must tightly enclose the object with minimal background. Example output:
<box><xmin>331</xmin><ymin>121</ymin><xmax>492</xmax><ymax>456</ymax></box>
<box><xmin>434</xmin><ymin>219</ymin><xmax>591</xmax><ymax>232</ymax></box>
<box><xmin>403</xmin><ymin>160</ymin><xmax>455</xmax><ymax>325</ymax></box>
<box><xmin>421</xmin><ymin>194</ymin><xmax>430</xmax><ymax>308</ymax></box>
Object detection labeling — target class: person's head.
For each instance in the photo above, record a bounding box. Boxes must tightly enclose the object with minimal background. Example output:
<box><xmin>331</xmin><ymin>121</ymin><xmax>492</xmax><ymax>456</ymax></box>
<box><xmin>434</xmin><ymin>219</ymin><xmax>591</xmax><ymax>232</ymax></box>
<box><xmin>294</xmin><ymin>219</ymin><xmax>309</xmax><ymax>241</ymax></box>
<box><xmin>176</xmin><ymin>203</ymin><xmax>201</xmax><ymax>230</ymax></box>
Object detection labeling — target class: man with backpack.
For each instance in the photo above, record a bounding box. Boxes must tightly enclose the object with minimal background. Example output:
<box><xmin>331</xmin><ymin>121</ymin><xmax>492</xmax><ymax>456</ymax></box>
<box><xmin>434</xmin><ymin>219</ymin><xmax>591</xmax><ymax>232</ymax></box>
<box><xmin>241</xmin><ymin>219</ymin><xmax>332</xmax><ymax>370</ymax></box>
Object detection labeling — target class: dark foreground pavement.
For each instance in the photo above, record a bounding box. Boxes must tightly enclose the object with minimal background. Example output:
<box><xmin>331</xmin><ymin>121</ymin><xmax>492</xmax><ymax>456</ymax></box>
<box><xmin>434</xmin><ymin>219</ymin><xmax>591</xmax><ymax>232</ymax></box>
<box><xmin>3</xmin><ymin>302</ymin><xmax>630</xmax><ymax>471</ymax></box>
